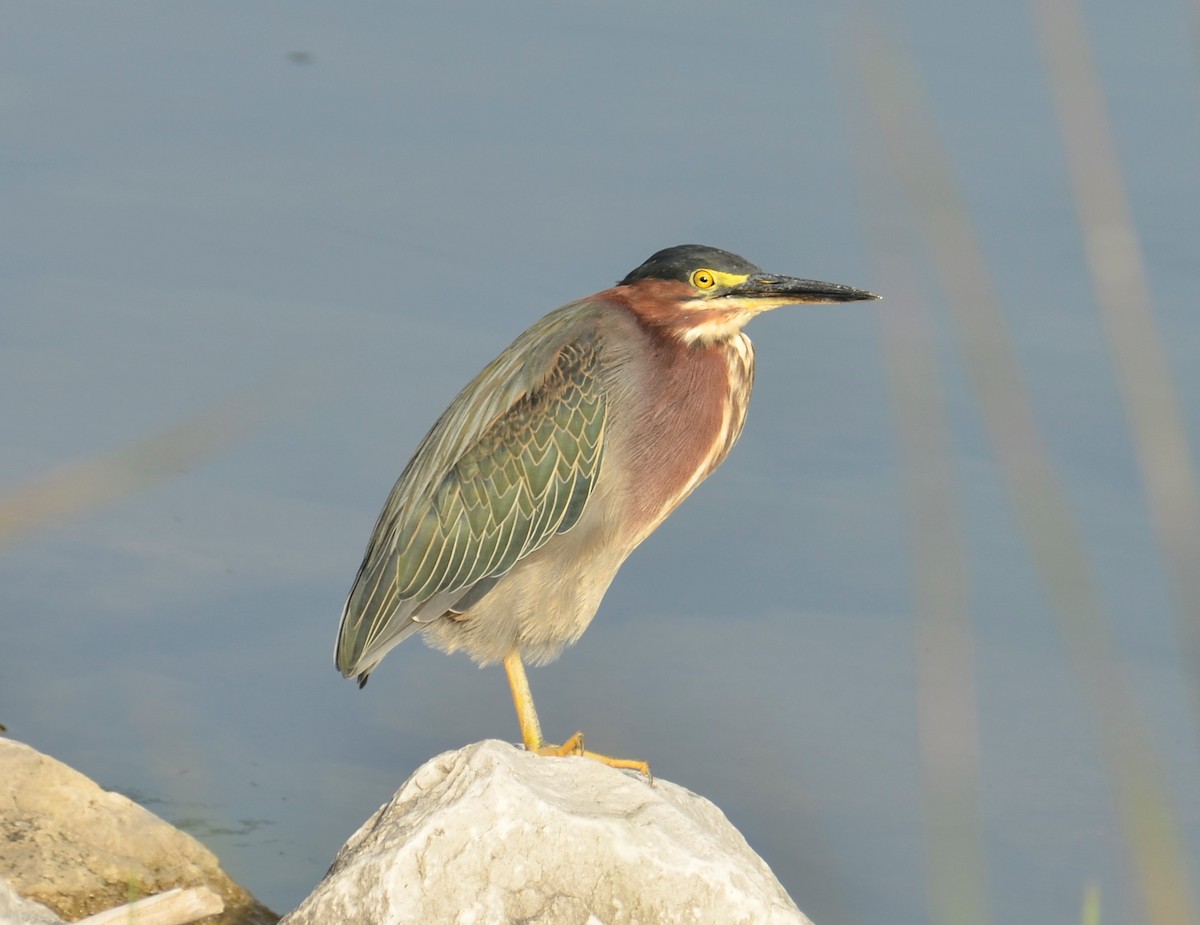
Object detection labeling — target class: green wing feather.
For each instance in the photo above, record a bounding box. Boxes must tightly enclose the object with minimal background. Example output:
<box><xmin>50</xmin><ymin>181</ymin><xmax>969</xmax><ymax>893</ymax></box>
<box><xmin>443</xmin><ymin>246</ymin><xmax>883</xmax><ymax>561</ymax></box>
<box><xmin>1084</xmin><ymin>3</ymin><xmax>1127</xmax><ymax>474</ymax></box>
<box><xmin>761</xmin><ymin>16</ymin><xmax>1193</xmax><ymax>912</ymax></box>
<box><xmin>336</xmin><ymin>303</ymin><xmax>608</xmax><ymax>678</ymax></box>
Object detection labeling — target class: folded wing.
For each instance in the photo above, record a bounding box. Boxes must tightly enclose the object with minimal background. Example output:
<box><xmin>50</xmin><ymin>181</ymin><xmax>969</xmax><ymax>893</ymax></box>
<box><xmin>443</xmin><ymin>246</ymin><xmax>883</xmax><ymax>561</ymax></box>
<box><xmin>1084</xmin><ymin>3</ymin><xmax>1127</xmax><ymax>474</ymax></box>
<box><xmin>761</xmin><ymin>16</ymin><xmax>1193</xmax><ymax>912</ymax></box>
<box><xmin>336</xmin><ymin>310</ymin><xmax>608</xmax><ymax>680</ymax></box>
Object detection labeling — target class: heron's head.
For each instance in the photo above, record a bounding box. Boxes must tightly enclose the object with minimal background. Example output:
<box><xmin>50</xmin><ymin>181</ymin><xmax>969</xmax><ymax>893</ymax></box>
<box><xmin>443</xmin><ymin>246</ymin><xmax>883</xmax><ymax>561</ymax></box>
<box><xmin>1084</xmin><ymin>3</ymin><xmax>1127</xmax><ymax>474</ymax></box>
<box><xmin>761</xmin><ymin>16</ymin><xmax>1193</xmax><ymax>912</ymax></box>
<box><xmin>615</xmin><ymin>244</ymin><xmax>879</xmax><ymax>344</ymax></box>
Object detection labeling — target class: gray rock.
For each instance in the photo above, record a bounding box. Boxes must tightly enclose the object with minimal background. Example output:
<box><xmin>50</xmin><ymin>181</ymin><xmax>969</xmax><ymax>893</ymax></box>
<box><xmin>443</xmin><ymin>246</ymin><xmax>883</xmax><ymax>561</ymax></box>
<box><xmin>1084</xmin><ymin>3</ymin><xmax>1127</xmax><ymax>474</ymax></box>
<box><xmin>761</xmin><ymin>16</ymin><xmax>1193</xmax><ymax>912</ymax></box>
<box><xmin>0</xmin><ymin>738</ymin><xmax>276</xmax><ymax>925</ymax></box>
<box><xmin>1</xmin><ymin>876</ymin><xmax>64</xmax><ymax>925</ymax></box>
<box><xmin>283</xmin><ymin>739</ymin><xmax>813</xmax><ymax>925</ymax></box>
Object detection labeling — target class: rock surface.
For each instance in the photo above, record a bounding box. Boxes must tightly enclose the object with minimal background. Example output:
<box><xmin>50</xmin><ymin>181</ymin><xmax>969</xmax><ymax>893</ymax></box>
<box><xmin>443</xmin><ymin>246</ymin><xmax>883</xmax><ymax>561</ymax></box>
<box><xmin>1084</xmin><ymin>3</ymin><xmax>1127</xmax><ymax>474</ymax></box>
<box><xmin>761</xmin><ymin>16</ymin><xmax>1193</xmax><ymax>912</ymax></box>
<box><xmin>282</xmin><ymin>739</ymin><xmax>813</xmax><ymax>925</ymax></box>
<box><xmin>1</xmin><ymin>877</ymin><xmax>63</xmax><ymax>925</ymax></box>
<box><xmin>0</xmin><ymin>738</ymin><xmax>276</xmax><ymax>925</ymax></box>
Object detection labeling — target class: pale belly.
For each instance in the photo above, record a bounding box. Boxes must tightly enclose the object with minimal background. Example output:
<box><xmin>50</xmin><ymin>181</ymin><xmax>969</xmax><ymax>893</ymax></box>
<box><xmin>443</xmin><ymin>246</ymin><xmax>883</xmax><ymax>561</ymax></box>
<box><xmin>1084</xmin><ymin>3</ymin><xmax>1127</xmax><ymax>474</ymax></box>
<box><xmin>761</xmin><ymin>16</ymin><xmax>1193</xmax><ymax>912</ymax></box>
<box><xmin>420</xmin><ymin>511</ymin><xmax>628</xmax><ymax>666</ymax></box>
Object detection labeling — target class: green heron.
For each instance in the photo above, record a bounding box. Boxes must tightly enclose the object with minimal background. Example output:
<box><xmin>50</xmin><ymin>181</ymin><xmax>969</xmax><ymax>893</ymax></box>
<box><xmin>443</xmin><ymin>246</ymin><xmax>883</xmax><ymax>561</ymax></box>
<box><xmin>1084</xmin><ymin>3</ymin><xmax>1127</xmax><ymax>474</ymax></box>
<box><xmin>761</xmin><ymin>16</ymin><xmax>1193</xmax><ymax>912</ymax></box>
<box><xmin>336</xmin><ymin>244</ymin><xmax>878</xmax><ymax>775</ymax></box>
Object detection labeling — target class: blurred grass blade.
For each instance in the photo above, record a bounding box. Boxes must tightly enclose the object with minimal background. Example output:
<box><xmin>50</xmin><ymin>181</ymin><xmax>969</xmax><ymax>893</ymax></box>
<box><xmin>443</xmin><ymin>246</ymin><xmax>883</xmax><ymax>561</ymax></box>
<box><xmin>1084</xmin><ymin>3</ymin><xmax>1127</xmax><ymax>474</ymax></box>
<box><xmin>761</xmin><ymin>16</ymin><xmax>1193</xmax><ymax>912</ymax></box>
<box><xmin>1030</xmin><ymin>0</ymin><xmax>1200</xmax><ymax>743</ymax></box>
<box><xmin>1082</xmin><ymin>881</ymin><xmax>1102</xmax><ymax>925</ymax></box>
<box><xmin>848</xmin><ymin>73</ymin><xmax>990</xmax><ymax>925</ymax></box>
<box><xmin>857</xmin><ymin>24</ymin><xmax>1198</xmax><ymax>925</ymax></box>
<box><xmin>1192</xmin><ymin>0</ymin><xmax>1200</xmax><ymax>101</ymax></box>
<box><xmin>0</xmin><ymin>380</ymin><xmax>300</xmax><ymax>549</ymax></box>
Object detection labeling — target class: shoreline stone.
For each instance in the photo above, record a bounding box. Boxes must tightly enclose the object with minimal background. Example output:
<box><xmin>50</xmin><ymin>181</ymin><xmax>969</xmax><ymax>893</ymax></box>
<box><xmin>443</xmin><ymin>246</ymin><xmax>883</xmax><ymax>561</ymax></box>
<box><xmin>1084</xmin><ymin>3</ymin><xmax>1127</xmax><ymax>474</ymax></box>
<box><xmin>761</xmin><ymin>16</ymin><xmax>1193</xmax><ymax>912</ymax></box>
<box><xmin>282</xmin><ymin>739</ymin><xmax>813</xmax><ymax>925</ymax></box>
<box><xmin>0</xmin><ymin>738</ymin><xmax>276</xmax><ymax>925</ymax></box>
<box><xmin>3</xmin><ymin>736</ymin><xmax>817</xmax><ymax>925</ymax></box>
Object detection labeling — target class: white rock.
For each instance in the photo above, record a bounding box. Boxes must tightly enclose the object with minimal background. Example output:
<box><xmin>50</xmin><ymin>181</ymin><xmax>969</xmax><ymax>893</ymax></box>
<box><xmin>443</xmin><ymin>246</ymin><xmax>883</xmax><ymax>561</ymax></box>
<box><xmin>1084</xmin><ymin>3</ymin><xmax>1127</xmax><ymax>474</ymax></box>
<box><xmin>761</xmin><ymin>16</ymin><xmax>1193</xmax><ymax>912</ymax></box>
<box><xmin>1</xmin><ymin>876</ymin><xmax>64</xmax><ymax>925</ymax></box>
<box><xmin>283</xmin><ymin>740</ymin><xmax>813</xmax><ymax>925</ymax></box>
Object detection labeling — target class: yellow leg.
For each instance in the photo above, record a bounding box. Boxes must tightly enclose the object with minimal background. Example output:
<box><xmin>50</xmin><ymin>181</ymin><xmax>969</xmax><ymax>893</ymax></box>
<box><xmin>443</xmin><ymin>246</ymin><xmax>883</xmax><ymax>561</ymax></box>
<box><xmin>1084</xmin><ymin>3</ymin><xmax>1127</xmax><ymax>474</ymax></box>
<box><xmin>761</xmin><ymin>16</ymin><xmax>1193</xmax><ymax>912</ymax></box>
<box><xmin>502</xmin><ymin>650</ymin><xmax>652</xmax><ymax>780</ymax></box>
<box><xmin>503</xmin><ymin>649</ymin><xmax>549</xmax><ymax>752</ymax></box>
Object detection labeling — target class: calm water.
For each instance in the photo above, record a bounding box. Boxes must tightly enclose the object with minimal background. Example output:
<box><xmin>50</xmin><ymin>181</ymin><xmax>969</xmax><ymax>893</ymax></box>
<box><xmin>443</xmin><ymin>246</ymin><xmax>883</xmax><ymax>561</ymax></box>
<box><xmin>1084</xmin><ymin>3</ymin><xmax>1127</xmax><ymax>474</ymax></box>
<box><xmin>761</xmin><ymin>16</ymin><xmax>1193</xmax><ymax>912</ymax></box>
<box><xmin>3</xmin><ymin>3</ymin><xmax>1199</xmax><ymax>923</ymax></box>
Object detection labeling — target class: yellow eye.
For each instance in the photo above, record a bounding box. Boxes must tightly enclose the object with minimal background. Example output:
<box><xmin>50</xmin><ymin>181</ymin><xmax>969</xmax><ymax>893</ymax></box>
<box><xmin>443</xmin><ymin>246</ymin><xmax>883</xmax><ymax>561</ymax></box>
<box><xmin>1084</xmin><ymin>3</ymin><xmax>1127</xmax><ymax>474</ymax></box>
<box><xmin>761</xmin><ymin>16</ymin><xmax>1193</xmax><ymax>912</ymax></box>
<box><xmin>691</xmin><ymin>269</ymin><xmax>716</xmax><ymax>290</ymax></box>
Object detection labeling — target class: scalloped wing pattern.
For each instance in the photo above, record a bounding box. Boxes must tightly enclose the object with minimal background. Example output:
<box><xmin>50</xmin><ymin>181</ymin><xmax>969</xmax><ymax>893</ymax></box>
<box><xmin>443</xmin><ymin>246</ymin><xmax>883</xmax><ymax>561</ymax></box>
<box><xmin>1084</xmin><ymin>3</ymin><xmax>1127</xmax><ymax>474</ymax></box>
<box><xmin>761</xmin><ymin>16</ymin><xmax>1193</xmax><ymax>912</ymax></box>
<box><xmin>338</xmin><ymin>334</ymin><xmax>606</xmax><ymax>675</ymax></box>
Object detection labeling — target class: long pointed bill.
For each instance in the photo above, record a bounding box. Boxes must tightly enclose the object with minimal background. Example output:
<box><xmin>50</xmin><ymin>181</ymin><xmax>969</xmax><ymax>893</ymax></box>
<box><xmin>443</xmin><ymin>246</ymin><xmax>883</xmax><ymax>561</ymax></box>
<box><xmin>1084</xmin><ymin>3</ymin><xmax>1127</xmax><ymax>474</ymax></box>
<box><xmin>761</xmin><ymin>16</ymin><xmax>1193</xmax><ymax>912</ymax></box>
<box><xmin>678</xmin><ymin>270</ymin><xmax>881</xmax><ymax>343</ymax></box>
<box><xmin>726</xmin><ymin>273</ymin><xmax>881</xmax><ymax>308</ymax></box>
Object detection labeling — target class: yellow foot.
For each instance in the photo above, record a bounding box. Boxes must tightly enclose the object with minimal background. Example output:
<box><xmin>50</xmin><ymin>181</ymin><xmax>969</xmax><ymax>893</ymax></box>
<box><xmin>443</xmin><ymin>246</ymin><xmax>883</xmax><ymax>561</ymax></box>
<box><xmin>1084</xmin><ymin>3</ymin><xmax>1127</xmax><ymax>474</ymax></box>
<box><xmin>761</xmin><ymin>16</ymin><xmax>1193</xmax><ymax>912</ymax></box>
<box><xmin>503</xmin><ymin>654</ymin><xmax>651</xmax><ymax>780</ymax></box>
<box><xmin>534</xmin><ymin>730</ymin><xmax>586</xmax><ymax>758</ymax></box>
<box><xmin>532</xmin><ymin>731</ymin><xmax>652</xmax><ymax>781</ymax></box>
